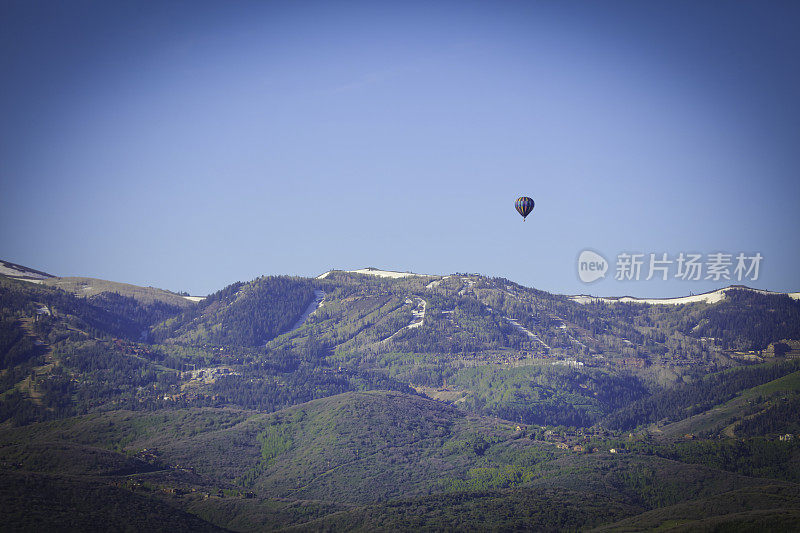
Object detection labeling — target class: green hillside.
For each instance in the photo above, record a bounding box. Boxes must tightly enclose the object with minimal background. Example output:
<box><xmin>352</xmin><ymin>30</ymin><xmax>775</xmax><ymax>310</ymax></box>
<box><xmin>592</xmin><ymin>484</ymin><xmax>800</xmax><ymax>532</ymax></box>
<box><xmin>651</xmin><ymin>369</ymin><xmax>800</xmax><ymax>440</ymax></box>
<box><xmin>1</xmin><ymin>470</ymin><xmax>226</xmax><ymax>532</ymax></box>
<box><xmin>4</xmin><ymin>390</ymin><xmax>799</xmax><ymax>531</ymax></box>
<box><xmin>0</xmin><ymin>392</ymin><xmax>517</xmax><ymax>502</ymax></box>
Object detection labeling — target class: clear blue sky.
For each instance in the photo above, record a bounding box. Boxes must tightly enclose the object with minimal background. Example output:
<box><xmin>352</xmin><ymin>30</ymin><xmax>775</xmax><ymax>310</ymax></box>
<box><xmin>2</xmin><ymin>0</ymin><xmax>799</xmax><ymax>297</ymax></box>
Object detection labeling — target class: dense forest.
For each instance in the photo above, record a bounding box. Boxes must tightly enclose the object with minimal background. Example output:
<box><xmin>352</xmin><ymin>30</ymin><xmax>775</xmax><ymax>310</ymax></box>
<box><xmin>603</xmin><ymin>360</ymin><xmax>800</xmax><ymax>430</ymax></box>
<box><xmin>151</xmin><ymin>276</ymin><xmax>316</xmax><ymax>346</ymax></box>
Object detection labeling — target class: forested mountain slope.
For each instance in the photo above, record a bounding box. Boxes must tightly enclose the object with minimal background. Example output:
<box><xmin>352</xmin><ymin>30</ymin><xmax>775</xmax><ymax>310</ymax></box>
<box><xmin>1</xmin><ymin>265</ymin><xmax>799</xmax><ymax>531</ymax></box>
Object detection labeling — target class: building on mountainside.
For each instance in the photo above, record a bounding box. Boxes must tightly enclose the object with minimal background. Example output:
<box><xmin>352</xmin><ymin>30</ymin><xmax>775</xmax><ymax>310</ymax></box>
<box><xmin>763</xmin><ymin>340</ymin><xmax>800</xmax><ymax>359</ymax></box>
<box><xmin>617</xmin><ymin>358</ymin><xmax>646</xmax><ymax>369</ymax></box>
<box><xmin>552</xmin><ymin>359</ymin><xmax>584</xmax><ymax>368</ymax></box>
<box><xmin>730</xmin><ymin>351</ymin><xmax>764</xmax><ymax>362</ymax></box>
<box><xmin>779</xmin><ymin>434</ymin><xmax>794</xmax><ymax>442</ymax></box>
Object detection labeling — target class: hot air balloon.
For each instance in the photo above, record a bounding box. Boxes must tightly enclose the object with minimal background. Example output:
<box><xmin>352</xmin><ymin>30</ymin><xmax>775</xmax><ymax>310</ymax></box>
<box><xmin>515</xmin><ymin>196</ymin><xmax>535</xmax><ymax>220</ymax></box>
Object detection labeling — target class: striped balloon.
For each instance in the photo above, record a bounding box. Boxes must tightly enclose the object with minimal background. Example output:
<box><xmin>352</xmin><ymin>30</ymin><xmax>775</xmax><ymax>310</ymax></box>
<box><xmin>515</xmin><ymin>197</ymin><xmax>535</xmax><ymax>220</ymax></box>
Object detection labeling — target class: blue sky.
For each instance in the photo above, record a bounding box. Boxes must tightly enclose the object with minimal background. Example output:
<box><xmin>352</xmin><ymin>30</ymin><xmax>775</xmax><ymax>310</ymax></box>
<box><xmin>2</xmin><ymin>0</ymin><xmax>799</xmax><ymax>297</ymax></box>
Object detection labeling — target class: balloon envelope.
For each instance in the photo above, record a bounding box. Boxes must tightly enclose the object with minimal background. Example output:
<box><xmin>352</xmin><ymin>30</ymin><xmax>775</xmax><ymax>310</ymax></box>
<box><xmin>515</xmin><ymin>197</ymin><xmax>535</xmax><ymax>219</ymax></box>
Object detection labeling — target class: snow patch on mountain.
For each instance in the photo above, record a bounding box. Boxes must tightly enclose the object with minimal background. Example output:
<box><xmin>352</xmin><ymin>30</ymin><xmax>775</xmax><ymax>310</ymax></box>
<box><xmin>406</xmin><ymin>297</ymin><xmax>426</xmax><ymax>329</ymax></box>
<box><xmin>426</xmin><ymin>276</ymin><xmax>450</xmax><ymax>289</ymax></box>
<box><xmin>570</xmin><ymin>286</ymin><xmax>800</xmax><ymax>306</ymax></box>
<box><xmin>317</xmin><ymin>267</ymin><xmax>435</xmax><ymax>279</ymax></box>
<box><xmin>0</xmin><ymin>259</ymin><xmax>55</xmax><ymax>280</ymax></box>
<box><xmin>288</xmin><ymin>290</ymin><xmax>326</xmax><ymax>333</ymax></box>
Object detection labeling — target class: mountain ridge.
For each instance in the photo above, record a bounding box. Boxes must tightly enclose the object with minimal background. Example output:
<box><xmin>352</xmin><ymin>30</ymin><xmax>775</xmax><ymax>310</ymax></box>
<box><xmin>4</xmin><ymin>258</ymin><xmax>799</xmax><ymax>304</ymax></box>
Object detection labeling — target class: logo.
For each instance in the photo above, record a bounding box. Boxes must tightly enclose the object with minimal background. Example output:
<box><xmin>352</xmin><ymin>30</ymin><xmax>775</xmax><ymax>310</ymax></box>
<box><xmin>578</xmin><ymin>250</ymin><xmax>608</xmax><ymax>283</ymax></box>
<box><xmin>576</xmin><ymin>249</ymin><xmax>763</xmax><ymax>283</ymax></box>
